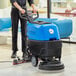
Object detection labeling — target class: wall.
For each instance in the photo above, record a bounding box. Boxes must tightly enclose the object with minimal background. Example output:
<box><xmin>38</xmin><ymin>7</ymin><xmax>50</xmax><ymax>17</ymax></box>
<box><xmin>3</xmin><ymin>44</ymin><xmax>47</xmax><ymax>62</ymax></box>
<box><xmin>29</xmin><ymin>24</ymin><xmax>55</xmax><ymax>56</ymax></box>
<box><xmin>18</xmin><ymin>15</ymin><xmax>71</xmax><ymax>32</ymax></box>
<box><xmin>0</xmin><ymin>0</ymin><xmax>10</xmax><ymax>9</ymax></box>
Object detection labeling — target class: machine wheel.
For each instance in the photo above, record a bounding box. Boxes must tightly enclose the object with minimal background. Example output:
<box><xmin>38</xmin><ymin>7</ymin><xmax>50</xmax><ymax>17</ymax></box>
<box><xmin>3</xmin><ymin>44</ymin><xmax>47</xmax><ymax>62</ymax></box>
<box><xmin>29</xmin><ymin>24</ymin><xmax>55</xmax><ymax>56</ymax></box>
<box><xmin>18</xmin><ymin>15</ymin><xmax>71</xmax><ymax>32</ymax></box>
<box><xmin>13</xmin><ymin>59</ymin><xmax>18</xmax><ymax>65</ymax></box>
<box><xmin>31</xmin><ymin>56</ymin><xmax>38</xmax><ymax>67</ymax></box>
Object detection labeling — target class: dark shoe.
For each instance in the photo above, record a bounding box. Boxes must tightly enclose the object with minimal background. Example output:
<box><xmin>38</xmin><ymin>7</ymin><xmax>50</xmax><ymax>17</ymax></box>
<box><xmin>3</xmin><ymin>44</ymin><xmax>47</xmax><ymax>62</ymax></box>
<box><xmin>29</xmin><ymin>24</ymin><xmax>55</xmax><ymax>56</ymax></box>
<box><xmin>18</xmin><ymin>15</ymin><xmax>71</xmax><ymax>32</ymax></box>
<box><xmin>22</xmin><ymin>52</ymin><xmax>31</xmax><ymax>61</ymax></box>
<box><xmin>11</xmin><ymin>51</ymin><xmax>17</xmax><ymax>58</ymax></box>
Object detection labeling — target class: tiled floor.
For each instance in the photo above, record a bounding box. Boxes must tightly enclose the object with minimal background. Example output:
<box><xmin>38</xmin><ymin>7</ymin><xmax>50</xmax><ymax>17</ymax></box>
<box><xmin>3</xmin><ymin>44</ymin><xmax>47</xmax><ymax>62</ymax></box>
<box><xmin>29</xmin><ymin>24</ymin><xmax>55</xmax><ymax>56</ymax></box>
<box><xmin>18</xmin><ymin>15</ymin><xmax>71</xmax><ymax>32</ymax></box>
<box><xmin>0</xmin><ymin>43</ymin><xmax>76</xmax><ymax>76</ymax></box>
<box><xmin>0</xmin><ymin>8</ymin><xmax>76</xmax><ymax>76</ymax></box>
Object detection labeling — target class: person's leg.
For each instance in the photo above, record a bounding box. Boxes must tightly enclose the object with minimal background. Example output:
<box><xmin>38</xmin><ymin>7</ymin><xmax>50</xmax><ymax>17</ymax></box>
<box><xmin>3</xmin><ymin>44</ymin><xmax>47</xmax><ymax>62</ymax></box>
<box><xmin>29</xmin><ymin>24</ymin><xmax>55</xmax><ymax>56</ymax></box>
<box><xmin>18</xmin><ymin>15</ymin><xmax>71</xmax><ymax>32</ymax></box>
<box><xmin>20</xmin><ymin>18</ymin><xmax>31</xmax><ymax>60</ymax></box>
<box><xmin>11</xmin><ymin>8</ymin><xmax>19</xmax><ymax>58</ymax></box>
<box><xmin>20</xmin><ymin>18</ymin><xmax>27</xmax><ymax>53</ymax></box>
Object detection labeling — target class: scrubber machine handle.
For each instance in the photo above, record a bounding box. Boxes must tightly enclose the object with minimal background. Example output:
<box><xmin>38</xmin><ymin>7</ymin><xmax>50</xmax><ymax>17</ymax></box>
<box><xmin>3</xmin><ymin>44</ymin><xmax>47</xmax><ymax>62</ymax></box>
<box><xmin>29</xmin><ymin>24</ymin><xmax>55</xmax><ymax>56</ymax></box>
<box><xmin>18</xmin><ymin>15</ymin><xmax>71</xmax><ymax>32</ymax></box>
<box><xmin>19</xmin><ymin>7</ymin><xmax>39</xmax><ymax>23</ymax></box>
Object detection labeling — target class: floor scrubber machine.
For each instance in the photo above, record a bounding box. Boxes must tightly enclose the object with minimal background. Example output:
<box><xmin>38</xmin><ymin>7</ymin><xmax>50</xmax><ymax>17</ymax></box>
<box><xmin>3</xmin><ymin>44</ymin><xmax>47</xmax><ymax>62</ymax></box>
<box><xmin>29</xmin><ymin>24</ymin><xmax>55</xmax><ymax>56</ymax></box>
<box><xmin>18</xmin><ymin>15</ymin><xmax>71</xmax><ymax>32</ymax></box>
<box><xmin>19</xmin><ymin>8</ymin><xmax>64</xmax><ymax>70</ymax></box>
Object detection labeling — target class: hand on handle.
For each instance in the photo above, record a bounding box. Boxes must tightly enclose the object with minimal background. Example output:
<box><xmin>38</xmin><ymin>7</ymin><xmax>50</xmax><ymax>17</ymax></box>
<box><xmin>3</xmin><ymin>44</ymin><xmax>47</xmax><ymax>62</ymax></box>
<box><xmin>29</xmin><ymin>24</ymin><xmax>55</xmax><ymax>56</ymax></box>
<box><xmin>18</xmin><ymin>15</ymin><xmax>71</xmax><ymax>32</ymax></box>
<box><xmin>20</xmin><ymin>8</ymin><xmax>25</xmax><ymax>14</ymax></box>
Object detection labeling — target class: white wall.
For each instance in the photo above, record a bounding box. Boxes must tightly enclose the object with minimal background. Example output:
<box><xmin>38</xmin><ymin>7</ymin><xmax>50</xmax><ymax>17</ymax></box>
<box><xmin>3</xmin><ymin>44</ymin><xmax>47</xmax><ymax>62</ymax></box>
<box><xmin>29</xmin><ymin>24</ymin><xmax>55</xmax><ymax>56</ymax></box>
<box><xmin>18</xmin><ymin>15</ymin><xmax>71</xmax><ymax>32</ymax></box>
<box><xmin>0</xmin><ymin>7</ymin><xmax>11</xmax><ymax>18</ymax></box>
<box><xmin>0</xmin><ymin>0</ymin><xmax>9</xmax><ymax>9</ymax></box>
<box><xmin>39</xmin><ymin>0</ymin><xmax>47</xmax><ymax>8</ymax></box>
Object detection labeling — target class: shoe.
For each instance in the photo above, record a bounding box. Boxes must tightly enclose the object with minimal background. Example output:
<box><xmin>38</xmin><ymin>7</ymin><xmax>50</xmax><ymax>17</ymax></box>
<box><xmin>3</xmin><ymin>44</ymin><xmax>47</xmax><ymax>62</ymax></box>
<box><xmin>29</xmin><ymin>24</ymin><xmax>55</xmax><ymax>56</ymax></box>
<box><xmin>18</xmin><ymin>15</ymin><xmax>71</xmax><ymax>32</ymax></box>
<box><xmin>22</xmin><ymin>52</ymin><xmax>31</xmax><ymax>61</ymax></box>
<box><xmin>11</xmin><ymin>51</ymin><xmax>17</xmax><ymax>58</ymax></box>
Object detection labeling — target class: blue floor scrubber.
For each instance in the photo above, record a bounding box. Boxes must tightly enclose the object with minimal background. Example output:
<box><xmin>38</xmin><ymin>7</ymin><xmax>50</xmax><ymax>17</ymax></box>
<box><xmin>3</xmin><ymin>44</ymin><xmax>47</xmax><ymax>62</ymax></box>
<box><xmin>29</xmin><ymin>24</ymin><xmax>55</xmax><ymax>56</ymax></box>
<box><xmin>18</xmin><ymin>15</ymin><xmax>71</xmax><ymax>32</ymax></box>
<box><xmin>27</xmin><ymin>21</ymin><xmax>64</xmax><ymax>70</ymax></box>
<box><xmin>19</xmin><ymin>7</ymin><xmax>64</xmax><ymax>70</ymax></box>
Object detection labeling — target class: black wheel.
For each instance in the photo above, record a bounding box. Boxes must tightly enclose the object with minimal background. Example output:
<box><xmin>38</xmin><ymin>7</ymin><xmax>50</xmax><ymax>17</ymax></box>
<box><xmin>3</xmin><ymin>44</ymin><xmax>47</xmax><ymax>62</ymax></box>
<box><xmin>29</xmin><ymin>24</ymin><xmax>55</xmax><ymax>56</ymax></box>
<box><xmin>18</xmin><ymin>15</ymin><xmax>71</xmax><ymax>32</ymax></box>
<box><xmin>13</xmin><ymin>59</ymin><xmax>18</xmax><ymax>65</ymax></box>
<box><xmin>31</xmin><ymin>56</ymin><xmax>38</xmax><ymax>67</ymax></box>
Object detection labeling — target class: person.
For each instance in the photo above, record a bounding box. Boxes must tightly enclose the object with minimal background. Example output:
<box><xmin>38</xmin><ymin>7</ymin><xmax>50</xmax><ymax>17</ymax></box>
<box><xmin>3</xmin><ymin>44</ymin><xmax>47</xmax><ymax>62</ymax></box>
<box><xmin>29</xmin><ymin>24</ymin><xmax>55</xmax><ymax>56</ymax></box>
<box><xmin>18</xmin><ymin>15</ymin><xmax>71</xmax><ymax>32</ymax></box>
<box><xmin>10</xmin><ymin>0</ymin><xmax>37</xmax><ymax>60</ymax></box>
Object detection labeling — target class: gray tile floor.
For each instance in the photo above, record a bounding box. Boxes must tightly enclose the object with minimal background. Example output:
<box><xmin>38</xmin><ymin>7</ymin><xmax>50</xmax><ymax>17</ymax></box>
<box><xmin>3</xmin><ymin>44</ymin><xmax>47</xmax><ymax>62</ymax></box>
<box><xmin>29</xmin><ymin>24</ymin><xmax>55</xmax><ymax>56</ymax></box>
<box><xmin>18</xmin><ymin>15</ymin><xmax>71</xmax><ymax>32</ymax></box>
<box><xmin>0</xmin><ymin>43</ymin><xmax>76</xmax><ymax>76</ymax></box>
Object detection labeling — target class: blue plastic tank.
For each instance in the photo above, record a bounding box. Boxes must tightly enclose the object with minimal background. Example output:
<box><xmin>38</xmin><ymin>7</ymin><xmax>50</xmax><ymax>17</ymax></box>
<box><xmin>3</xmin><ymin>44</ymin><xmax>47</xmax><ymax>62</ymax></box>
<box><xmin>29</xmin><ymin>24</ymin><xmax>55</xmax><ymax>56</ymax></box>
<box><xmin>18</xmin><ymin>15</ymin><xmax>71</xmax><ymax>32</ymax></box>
<box><xmin>27</xmin><ymin>22</ymin><xmax>60</xmax><ymax>41</ymax></box>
